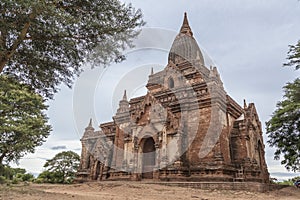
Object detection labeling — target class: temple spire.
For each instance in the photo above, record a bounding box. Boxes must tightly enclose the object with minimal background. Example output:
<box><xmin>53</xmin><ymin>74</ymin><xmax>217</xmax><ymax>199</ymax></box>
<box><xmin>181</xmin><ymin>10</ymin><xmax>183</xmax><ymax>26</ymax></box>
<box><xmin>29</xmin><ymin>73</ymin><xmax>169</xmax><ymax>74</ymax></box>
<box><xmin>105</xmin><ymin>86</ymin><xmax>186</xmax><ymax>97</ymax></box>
<box><xmin>122</xmin><ymin>90</ymin><xmax>127</xmax><ymax>101</ymax></box>
<box><xmin>117</xmin><ymin>90</ymin><xmax>130</xmax><ymax>114</ymax></box>
<box><xmin>84</xmin><ymin>118</ymin><xmax>94</xmax><ymax>132</ymax></box>
<box><xmin>180</xmin><ymin>12</ymin><xmax>193</xmax><ymax>37</ymax></box>
<box><xmin>243</xmin><ymin>99</ymin><xmax>247</xmax><ymax>109</ymax></box>
<box><xmin>88</xmin><ymin>118</ymin><xmax>93</xmax><ymax>127</ymax></box>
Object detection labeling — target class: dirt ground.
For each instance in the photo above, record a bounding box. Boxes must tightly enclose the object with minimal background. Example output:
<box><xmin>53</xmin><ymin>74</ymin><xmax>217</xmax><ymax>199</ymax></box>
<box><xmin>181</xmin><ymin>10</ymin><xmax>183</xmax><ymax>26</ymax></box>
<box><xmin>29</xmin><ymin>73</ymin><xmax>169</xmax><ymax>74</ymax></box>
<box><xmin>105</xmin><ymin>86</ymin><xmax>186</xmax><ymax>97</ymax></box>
<box><xmin>0</xmin><ymin>181</ymin><xmax>300</xmax><ymax>200</ymax></box>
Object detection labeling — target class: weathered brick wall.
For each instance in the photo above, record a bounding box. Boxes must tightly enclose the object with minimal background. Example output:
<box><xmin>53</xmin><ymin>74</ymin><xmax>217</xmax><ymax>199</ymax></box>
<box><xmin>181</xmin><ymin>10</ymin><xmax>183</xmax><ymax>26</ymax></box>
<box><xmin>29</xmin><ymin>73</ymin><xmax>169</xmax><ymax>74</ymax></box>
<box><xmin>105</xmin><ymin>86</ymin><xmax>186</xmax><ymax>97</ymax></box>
<box><xmin>151</xmin><ymin>182</ymin><xmax>270</xmax><ymax>192</ymax></box>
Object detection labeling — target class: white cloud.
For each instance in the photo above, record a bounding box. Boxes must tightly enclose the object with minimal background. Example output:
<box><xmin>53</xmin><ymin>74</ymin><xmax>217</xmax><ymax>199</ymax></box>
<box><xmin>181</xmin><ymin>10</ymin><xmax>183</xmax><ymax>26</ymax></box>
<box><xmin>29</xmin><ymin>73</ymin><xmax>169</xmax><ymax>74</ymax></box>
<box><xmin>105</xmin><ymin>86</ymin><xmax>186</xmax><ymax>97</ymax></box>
<box><xmin>11</xmin><ymin>138</ymin><xmax>81</xmax><ymax>174</ymax></box>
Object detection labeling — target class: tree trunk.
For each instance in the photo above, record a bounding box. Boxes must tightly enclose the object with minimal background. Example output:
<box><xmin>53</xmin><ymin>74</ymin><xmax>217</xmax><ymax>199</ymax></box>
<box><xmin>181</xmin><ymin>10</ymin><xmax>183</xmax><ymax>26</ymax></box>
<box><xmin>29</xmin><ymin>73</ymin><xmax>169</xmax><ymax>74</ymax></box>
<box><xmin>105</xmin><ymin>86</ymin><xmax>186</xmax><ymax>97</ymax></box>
<box><xmin>0</xmin><ymin>152</ymin><xmax>5</xmax><ymax>166</ymax></box>
<box><xmin>0</xmin><ymin>12</ymin><xmax>36</xmax><ymax>73</ymax></box>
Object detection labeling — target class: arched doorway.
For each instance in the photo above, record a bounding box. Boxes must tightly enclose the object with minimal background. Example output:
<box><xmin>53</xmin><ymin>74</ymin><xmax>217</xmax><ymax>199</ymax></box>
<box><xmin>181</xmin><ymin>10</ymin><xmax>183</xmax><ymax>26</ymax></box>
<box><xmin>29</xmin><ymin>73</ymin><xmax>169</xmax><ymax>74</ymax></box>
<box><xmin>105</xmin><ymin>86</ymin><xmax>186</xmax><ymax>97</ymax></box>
<box><xmin>93</xmin><ymin>161</ymin><xmax>101</xmax><ymax>180</ymax></box>
<box><xmin>142</xmin><ymin>137</ymin><xmax>156</xmax><ymax>179</ymax></box>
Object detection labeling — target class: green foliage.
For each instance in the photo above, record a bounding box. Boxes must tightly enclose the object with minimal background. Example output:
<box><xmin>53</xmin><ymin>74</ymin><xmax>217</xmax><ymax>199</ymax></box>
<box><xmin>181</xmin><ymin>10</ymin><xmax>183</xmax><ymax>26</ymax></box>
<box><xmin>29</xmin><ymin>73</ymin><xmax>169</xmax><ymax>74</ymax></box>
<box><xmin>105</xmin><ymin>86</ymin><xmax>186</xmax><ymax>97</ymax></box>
<box><xmin>277</xmin><ymin>176</ymin><xmax>300</xmax><ymax>186</ymax></box>
<box><xmin>16</xmin><ymin>173</ymin><xmax>34</xmax><ymax>182</ymax></box>
<box><xmin>0</xmin><ymin>165</ymin><xmax>34</xmax><ymax>184</ymax></box>
<box><xmin>12</xmin><ymin>168</ymin><xmax>26</xmax><ymax>175</ymax></box>
<box><xmin>0</xmin><ymin>165</ymin><xmax>14</xmax><ymax>180</ymax></box>
<box><xmin>11</xmin><ymin>177</ymin><xmax>21</xmax><ymax>184</ymax></box>
<box><xmin>291</xmin><ymin>176</ymin><xmax>300</xmax><ymax>183</ymax></box>
<box><xmin>0</xmin><ymin>176</ymin><xmax>6</xmax><ymax>184</ymax></box>
<box><xmin>266</xmin><ymin>40</ymin><xmax>300</xmax><ymax>172</ymax></box>
<box><xmin>0</xmin><ymin>0</ymin><xmax>144</xmax><ymax>99</ymax></box>
<box><xmin>33</xmin><ymin>178</ymin><xmax>43</xmax><ymax>184</ymax></box>
<box><xmin>37</xmin><ymin>170</ymin><xmax>64</xmax><ymax>184</ymax></box>
<box><xmin>277</xmin><ymin>180</ymin><xmax>294</xmax><ymax>186</ymax></box>
<box><xmin>40</xmin><ymin>151</ymin><xmax>80</xmax><ymax>184</ymax></box>
<box><xmin>266</xmin><ymin>78</ymin><xmax>300</xmax><ymax>172</ymax></box>
<box><xmin>0</xmin><ymin>75</ymin><xmax>51</xmax><ymax>165</ymax></box>
<box><xmin>284</xmin><ymin>40</ymin><xmax>300</xmax><ymax>70</ymax></box>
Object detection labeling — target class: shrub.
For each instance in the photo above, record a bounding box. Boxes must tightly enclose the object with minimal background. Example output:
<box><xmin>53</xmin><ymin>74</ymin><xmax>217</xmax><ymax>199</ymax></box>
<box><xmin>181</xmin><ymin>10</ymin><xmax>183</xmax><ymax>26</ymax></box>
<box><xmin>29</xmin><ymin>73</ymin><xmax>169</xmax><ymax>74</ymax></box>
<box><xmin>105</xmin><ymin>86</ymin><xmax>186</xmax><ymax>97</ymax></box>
<box><xmin>21</xmin><ymin>173</ymin><xmax>35</xmax><ymax>182</ymax></box>
<box><xmin>34</xmin><ymin>178</ymin><xmax>43</xmax><ymax>184</ymax></box>
<box><xmin>0</xmin><ymin>176</ymin><xmax>7</xmax><ymax>184</ymax></box>
<box><xmin>12</xmin><ymin>177</ymin><xmax>22</xmax><ymax>184</ymax></box>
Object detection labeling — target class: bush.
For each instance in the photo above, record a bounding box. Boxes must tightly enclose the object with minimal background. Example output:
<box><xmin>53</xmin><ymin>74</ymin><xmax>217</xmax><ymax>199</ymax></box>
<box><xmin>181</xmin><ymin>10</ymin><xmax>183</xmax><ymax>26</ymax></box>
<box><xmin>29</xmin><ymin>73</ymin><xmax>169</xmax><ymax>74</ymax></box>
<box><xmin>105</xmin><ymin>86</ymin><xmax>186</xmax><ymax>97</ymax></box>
<box><xmin>0</xmin><ymin>176</ymin><xmax>7</xmax><ymax>184</ymax></box>
<box><xmin>12</xmin><ymin>177</ymin><xmax>22</xmax><ymax>184</ymax></box>
<box><xmin>64</xmin><ymin>176</ymin><xmax>75</xmax><ymax>184</ymax></box>
<box><xmin>37</xmin><ymin>170</ymin><xmax>75</xmax><ymax>184</ymax></box>
<box><xmin>34</xmin><ymin>178</ymin><xmax>43</xmax><ymax>184</ymax></box>
<box><xmin>0</xmin><ymin>165</ymin><xmax>14</xmax><ymax>180</ymax></box>
<box><xmin>0</xmin><ymin>165</ymin><xmax>35</xmax><ymax>183</ymax></box>
<box><xmin>21</xmin><ymin>173</ymin><xmax>35</xmax><ymax>182</ymax></box>
<box><xmin>277</xmin><ymin>176</ymin><xmax>300</xmax><ymax>186</ymax></box>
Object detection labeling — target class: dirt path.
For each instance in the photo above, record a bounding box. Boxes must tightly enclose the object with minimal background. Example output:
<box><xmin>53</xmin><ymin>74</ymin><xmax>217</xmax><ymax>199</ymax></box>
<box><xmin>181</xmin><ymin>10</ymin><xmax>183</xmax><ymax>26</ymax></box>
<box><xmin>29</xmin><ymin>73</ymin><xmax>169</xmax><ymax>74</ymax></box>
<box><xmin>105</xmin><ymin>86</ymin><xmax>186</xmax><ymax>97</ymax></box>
<box><xmin>1</xmin><ymin>182</ymin><xmax>300</xmax><ymax>200</ymax></box>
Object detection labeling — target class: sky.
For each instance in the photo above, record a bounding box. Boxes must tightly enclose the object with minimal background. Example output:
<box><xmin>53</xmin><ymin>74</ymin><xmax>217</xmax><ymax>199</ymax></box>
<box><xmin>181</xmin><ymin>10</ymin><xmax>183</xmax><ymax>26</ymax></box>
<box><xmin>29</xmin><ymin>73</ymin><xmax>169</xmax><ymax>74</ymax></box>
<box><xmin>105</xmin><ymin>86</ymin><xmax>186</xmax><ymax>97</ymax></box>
<box><xmin>12</xmin><ymin>0</ymin><xmax>300</xmax><ymax>180</ymax></box>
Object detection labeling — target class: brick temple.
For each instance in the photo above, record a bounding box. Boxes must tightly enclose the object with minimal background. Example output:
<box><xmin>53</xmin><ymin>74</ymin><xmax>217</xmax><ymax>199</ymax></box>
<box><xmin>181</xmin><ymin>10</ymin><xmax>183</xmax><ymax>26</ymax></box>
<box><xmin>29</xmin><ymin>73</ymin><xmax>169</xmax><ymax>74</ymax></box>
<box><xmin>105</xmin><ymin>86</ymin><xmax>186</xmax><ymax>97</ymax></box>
<box><xmin>77</xmin><ymin>13</ymin><xmax>270</xmax><ymax>184</ymax></box>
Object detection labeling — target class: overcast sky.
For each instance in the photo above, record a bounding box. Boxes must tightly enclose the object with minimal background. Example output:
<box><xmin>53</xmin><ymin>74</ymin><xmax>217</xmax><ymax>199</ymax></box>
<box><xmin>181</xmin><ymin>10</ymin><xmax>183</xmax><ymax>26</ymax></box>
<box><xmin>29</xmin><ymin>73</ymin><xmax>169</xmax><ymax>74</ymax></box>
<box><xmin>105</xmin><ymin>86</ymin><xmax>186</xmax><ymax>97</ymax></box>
<box><xmin>13</xmin><ymin>0</ymin><xmax>300</xmax><ymax>180</ymax></box>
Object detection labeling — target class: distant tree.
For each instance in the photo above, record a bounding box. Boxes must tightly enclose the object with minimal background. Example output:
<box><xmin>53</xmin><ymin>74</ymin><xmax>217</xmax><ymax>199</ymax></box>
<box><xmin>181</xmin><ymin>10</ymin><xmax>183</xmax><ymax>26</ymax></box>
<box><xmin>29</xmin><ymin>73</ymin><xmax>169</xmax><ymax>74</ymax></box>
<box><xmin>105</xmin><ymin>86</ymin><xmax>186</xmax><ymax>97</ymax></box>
<box><xmin>0</xmin><ymin>0</ymin><xmax>144</xmax><ymax>99</ymax></box>
<box><xmin>17</xmin><ymin>173</ymin><xmax>34</xmax><ymax>182</ymax></box>
<box><xmin>266</xmin><ymin>41</ymin><xmax>300</xmax><ymax>172</ymax></box>
<box><xmin>0</xmin><ymin>165</ymin><xmax>34</xmax><ymax>183</ymax></box>
<box><xmin>37</xmin><ymin>170</ymin><xmax>62</xmax><ymax>184</ymax></box>
<box><xmin>43</xmin><ymin>151</ymin><xmax>80</xmax><ymax>183</ymax></box>
<box><xmin>0</xmin><ymin>165</ymin><xmax>15</xmax><ymax>180</ymax></box>
<box><xmin>0</xmin><ymin>75</ymin><xmax>51</xmax><ymax>165</ymax></box>
<box><xmin>277</xmin><ymin>176</ymin><xmax>300</xmax><ymax>186</ymax></box>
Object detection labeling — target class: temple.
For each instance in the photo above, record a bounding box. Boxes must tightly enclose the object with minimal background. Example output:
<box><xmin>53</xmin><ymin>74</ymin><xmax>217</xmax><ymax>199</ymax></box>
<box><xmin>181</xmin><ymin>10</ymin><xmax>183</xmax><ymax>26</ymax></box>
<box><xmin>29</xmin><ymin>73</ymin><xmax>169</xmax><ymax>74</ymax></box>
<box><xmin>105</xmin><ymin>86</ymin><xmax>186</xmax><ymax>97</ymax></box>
<box><xmin>77</xmin><ymin>13</ymin><xmax>270</xmax><ymax>183</ymax></box>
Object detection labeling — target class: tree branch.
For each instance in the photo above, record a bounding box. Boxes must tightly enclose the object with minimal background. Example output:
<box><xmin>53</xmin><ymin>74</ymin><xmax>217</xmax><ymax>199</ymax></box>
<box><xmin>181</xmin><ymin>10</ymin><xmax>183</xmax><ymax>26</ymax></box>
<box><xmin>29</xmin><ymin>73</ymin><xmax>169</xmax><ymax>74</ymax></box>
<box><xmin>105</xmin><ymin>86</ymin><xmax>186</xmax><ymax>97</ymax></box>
<box><xmin>0</xmin><ymin>12</ymin><xmax>36</xmax><ymax>73</ymax></box>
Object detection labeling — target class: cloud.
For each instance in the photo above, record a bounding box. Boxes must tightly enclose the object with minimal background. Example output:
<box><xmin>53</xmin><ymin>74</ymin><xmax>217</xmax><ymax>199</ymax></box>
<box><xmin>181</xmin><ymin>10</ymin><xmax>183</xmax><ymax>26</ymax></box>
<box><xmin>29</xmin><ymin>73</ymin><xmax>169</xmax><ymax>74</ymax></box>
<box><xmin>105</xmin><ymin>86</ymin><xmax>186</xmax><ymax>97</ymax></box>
<box><xmin>10</xmin><ymin>138</ymin><xmax>81</xmax><ymax>174</ymax></box>
<box><xmin>50</xmin><ymin>145</ymin><xmax>67</xmax><ymax>150</ymax></box>
<box><xmin>270</xmin><ymin>172</ymin><xmax>300</xmax><ymax>182</ymax></box>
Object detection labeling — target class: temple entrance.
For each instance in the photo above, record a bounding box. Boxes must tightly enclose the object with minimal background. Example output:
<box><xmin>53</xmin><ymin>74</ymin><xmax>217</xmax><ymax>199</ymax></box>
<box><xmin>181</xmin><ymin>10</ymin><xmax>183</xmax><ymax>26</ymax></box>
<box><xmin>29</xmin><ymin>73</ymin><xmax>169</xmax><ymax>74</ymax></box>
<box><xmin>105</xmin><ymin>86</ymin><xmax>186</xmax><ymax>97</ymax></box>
<box><xmin>142</xmin><ymin>137</ymin><xmax>156</xmax><ymax>179</ymax></box>
<box><xmin>93</xmin><ymin>161</ymin><xmax>101</xmax><ymax>180</ymax></box>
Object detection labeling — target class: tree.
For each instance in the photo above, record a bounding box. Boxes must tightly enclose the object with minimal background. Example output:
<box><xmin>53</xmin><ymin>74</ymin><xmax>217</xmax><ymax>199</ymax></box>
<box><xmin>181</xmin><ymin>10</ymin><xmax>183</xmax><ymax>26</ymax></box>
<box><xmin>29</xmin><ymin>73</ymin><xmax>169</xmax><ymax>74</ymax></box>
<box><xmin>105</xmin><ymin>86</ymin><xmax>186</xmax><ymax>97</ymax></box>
<box><xmin>37</xmin><ymin>170</ymin><xmax>63</xmax><ymax>183</ymax></box>
<box><xmin>285</xmin><ymin>40</ymin><xmax>300</xmax><ymax>70</ymax></box>
<box><xmin>0</xmin><ymin>75</ymin><xmax>51</xmax><ymax>165</ymax></box>
<box><xmin>0</xmin><ymin>165</ymin><xmax>34</xmax><ymax>183</ymax></box>
<box><xmin>266</xmin><ymin>41</ymin><xmax>300</xmax><ymax>172</ymax></box>
<box><xmin>43</xmin><ymin>151</ymin><xmax>80</xmax><ymax>183</ymax></box>
<box><xmin>0</xmin><ymin>0</ymin><xmax>144</xmax><ymax>99</ymax></box>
